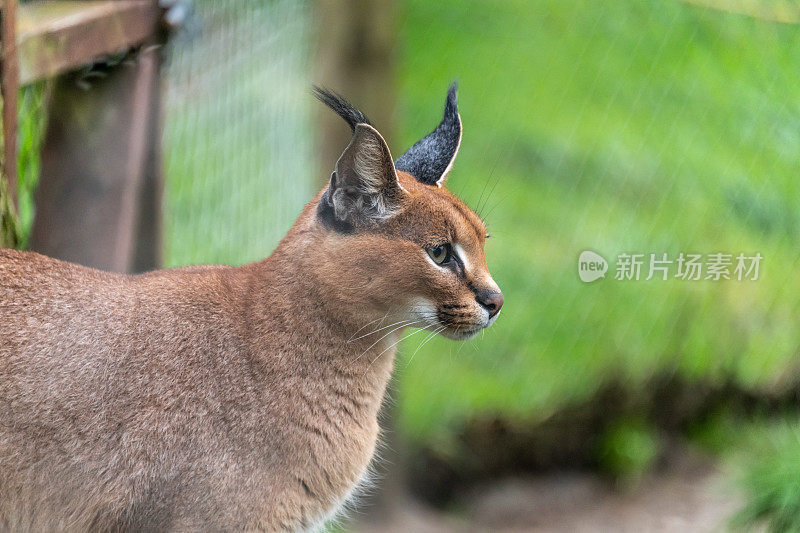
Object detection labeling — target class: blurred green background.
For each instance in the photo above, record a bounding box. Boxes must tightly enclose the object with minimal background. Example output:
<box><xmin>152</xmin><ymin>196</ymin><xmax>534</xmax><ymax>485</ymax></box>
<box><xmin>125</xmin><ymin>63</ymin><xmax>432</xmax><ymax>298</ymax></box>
<box><xmin>395</xmin><ymin>0</ymin><xmax>800</xmax><ymax>440</ymax></box>
<box><xmin>6</xmin><ymin>0</ymin><xmax>800</xmax><ymax>529</ymax></box>
<box><xmin>390</xmin><ymin>4</ymin><xmax>800</xmax><ymax>524</ymax></box>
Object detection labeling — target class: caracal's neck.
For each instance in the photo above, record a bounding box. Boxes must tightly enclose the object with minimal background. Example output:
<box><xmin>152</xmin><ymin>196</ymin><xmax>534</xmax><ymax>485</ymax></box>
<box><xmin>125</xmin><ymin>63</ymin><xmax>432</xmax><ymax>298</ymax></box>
<box><xmin>238</xmin><ymin>201</ymin><xmax>402</xmax><ymax>383</ymax></box>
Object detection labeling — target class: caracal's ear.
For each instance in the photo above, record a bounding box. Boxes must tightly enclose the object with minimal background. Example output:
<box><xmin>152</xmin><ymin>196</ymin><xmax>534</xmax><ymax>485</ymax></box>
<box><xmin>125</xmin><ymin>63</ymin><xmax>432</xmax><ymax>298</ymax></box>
<box><xmin>314</xmin><ymin>87</ymin><xmax>404</xmax><ymax>224</ymax></box>
<box><xmin>395</xmin><ymin>81</ymin><xmax>462</xmax><ymax>187</ymax></box>
<box><xmin>330</xmin><ymin>123</ymin><xmax>403</xmax><ymax>222</ymax></box>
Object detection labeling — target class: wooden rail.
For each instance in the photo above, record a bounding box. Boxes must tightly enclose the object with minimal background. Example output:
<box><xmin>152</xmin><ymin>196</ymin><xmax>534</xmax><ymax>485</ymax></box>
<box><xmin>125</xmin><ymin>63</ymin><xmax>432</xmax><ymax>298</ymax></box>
<box><xmin>1</xmin><ymin>0</ymin><xmax>167</xmax><ymax>272</ymax></box>
<box><xmin>17</xmin><ymin>1</ymin><xmax>160</xmax><ymax>84</ymax></box>
<box><xmin>2</xmin><ymin>1</ymin><xmax>161</xmax><ymax>208</ymax></box>
<box><xmin>1</xmin><ymin>0</ymin><xmax>18</xmax><ymax>209</ymax></box>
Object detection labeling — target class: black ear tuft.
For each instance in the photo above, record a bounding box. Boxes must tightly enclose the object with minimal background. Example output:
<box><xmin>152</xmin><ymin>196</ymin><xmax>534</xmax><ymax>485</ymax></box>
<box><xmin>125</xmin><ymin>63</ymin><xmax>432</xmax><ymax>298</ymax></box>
<box><xmin>312</xmin><ymin>86</ymin><xmax>372</xmax><ymax>132</ymax></box>
<box><xmin>395</xmin><ymin>81</ymin><xmax>462</xmax><ymax>187</ymax></box>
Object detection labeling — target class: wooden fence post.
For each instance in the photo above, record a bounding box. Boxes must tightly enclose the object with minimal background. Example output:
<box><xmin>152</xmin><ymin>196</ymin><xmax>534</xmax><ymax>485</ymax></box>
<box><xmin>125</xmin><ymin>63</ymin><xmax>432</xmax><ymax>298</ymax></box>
<box><xmin>315</xmin><ymin>0</ymin><xmax>398</xmax><ymax>183</ymax></box>
<box><xmin>132</xmin><ymin>43</ymin><xmax>164</xmax><ymax>273</ymax></box>
<box><xmin>315</xmin><ymin>0</ymin><xmax>404</xmax><ymax>524</ymax></box>
<box><xmin>1</xmin><ymin>0</ymin><xmax>18</xmax><ymax>211</ymax></box>
<box><xmin>29</xmin><ymin>41</ymin><xmax>163</xmax><ymax>273</ymax></box>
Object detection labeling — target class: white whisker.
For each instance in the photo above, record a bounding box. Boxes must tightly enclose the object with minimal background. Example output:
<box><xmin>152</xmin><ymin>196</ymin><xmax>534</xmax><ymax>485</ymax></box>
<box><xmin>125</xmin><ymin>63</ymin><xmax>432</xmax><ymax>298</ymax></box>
<box><xmin>348</xmin><ymin>318</ymin><xmax>414</xmax><ymax>343</ymax></box>
<box><xmin>457</xmin><ymin>337</ymin><xmax>469</xmax><ymax>354</ymax></box>
<box><xmin>365</xmin><ymin>327</ymin><xmax>427</xmax><ymax>372</ymax></box>
<box><xmin>407</xmin><ymin>326</ymin><xmax>445</xmax><ymax>366</ymax></box>
<box><xmin>347</xmin><ymin>312</ymin><xmax>394</xmax><ymax>342</ymax></box>
<box><xmin>350</xmin><ymin>320</ymin><xmax>423</xmax><ymax>365</ymax></box>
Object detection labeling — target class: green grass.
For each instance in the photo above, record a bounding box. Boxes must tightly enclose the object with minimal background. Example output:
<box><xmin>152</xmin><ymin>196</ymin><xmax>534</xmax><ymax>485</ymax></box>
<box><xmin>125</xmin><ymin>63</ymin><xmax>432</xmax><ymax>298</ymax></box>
<box><xmin>687</xmin><ymin>413</ymin><xmax>800</xmax><ymax>531</ymax></box>
<box><xmin>395</xmin><ymin>0</ymin><xmax>800</xmax><ymax>441</ymax></box>
<box><xmin>2</xmin><ymin>81</ymin><xmax>48</xmax><ymax>249</ymax></box>
<box><xmin>717</xmin><ymin>418</ymin><xmax>800</xmax><ymax>532</ymax></box>
<box><xmin>597</xmin><ymin>417</ymin><xmax>661</xmax><ymax>483</ymax></box>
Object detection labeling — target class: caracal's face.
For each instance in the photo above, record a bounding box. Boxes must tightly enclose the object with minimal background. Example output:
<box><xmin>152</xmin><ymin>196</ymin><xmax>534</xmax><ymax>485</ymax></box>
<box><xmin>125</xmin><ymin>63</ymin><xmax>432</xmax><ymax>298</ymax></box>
<box><xmin>366</xmin><ymin>171</ymin><xmax>503</xmax><ymax>341</ymax></box>
<box><xmin>314</xmin><ymin>83</ymin><xmax>502</xmax><ymax>341</ymax></box>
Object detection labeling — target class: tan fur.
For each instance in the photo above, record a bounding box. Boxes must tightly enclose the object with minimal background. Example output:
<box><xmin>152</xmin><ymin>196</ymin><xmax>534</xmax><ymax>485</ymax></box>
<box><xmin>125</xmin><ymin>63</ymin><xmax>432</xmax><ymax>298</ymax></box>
<box><xmin>0</xmin><ymin>168</ymin><xmax>499</xmax><ymax>529</ymax></box>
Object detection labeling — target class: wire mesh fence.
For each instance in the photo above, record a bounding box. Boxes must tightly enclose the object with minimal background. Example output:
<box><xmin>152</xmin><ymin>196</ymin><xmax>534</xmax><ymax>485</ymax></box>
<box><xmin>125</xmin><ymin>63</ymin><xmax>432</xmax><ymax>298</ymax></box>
<box><xmin>162</xmin><ymin>0</ymin><xmax>315</xmax><ymax>267</ymax></box>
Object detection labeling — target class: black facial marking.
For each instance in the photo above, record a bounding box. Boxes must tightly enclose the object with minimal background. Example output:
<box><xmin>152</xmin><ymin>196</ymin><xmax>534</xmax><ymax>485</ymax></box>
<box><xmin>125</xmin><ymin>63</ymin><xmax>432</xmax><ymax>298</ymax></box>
<box><xmin>316</xmin><ymin>190</ymin><xmax>354</xmax><ymax>234</ymax></box>
<box><xmin>466</xmin><ymin>278</ymin><xmax>480</xmax><ymax>296</ymax></box>
<box><xmin>450</xmin><ymin>250</ymin><xmax>466</xmax><ymax>277</ymax></box>
<box><xmin>395</xmin><ymin>82</ymin><xmax>461</xmax><ymax>186</ymax></box>
<box><xmin>436</xmin><ymin>309</ymin><xmax>473</xmax><ymax>329</ymax></box>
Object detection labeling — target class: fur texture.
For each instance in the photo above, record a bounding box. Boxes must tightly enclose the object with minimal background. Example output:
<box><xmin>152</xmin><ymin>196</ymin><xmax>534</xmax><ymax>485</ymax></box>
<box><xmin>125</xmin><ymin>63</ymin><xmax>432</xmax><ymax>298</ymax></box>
<box><xmin>0</xmin><ymin>87</ymin><xmax>501</xmax><ymax>531</ymax></box>
<box><xmin>395</xmin><ymin>82</ymin><xmax>462</xmax><ymax>187</ymax></box>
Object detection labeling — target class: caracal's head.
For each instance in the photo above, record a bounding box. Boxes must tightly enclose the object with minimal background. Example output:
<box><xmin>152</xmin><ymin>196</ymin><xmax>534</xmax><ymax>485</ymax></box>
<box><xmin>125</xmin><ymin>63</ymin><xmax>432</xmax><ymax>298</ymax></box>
<box><xmin>313</xmin><ymin>83</ymin><xmax>502</xmax><ymax>340</ymax></box>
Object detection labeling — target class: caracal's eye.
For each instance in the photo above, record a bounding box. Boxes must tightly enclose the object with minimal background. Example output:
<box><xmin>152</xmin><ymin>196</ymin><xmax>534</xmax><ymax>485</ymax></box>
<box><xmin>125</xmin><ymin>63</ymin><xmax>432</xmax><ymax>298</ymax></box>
<box><xmin>427</xmin><ymin>243</ymin><xmax>453</xmax><ymax>265</ymax></box>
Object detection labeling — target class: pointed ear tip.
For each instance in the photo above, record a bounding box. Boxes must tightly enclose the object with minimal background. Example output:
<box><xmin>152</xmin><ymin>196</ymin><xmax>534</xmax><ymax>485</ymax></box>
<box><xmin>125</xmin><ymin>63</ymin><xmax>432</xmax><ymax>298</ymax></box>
<box><xmin>445</xmin><ymin>82</ymin><xmax>459</xmax><ymax>110</ymax></box>
<box><xmin>354</xmin><ymin>122</ymin><xmax>386</xmax><ymax>140</ymax></box>
<box><xmin>351</xmin><ymin>123</ymin><xmax>394</xmax><ymax>160</ymax></box>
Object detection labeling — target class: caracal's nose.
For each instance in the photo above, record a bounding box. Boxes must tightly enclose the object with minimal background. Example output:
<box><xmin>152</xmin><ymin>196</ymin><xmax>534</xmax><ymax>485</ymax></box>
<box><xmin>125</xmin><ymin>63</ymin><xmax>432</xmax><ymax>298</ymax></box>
<box><xmin>477</xmin><ymin>290</ymin><xmax>503</xmax><ymax>318</ymax></box>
